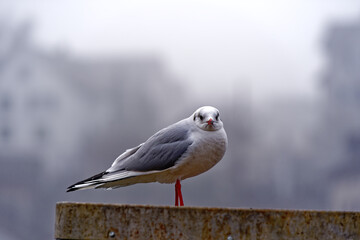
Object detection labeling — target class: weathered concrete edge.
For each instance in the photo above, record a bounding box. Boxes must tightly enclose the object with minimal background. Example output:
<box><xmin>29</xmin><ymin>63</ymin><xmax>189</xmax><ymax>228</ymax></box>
<box><xmin>56</xmin><ymin>201</ymin><xmax>358</xmax><ymax>214</ymax></box>
<box><xmin>55</xmin><ymin>201</ymin><xmax>360</xmax><ymax>240</ymax></box>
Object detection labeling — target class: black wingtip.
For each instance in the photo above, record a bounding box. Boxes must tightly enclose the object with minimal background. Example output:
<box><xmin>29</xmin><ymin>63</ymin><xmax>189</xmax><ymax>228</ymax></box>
<box><xmin>66</xmin><ymin>171</ymin><xmax>108</xmax><ymax>193</ymax></box>
<box><xmin>66</xmin><ymin>183</ymin><xmax>80</xmax><ymax>192</ymax></box>
<box><xmin>66</xmin><ymin>187</ymin><xmax>77</xmax><ymax>193</ymax></box>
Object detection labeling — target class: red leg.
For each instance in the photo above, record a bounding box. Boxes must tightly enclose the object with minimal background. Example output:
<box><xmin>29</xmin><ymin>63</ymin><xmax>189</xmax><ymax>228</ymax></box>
<box><xmin>175</xmin><ymin>179</ymin><xmax>184</xmax><ymax>206</ymax></box>
<box><xmin>178</xmin><ymin>185</ymin><xmax>184</xmax><ymax>206</ymax></box>
<box><xmin>175</xmin><ymin>182</ymin><xmax>179</xmax><ymax>206</ymax></box>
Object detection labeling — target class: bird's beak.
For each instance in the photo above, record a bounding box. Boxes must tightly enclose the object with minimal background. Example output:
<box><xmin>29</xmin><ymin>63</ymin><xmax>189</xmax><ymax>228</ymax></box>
<box><xmin>206</xmin><ymin>118</ymin><xmax>214</xmax><ymax>126</ymax></box>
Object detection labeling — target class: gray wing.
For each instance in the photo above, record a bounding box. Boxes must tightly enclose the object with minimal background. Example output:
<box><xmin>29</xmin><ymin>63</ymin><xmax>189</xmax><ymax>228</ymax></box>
<box><xmin>110</xmin><ymin>143</ymin><xmax>144</xmax><ymax>168</ymax></box>
<box><xmin>107</xmin><ymin>120</ymin><xmax>193</xmax><ymax>173</ymax></box>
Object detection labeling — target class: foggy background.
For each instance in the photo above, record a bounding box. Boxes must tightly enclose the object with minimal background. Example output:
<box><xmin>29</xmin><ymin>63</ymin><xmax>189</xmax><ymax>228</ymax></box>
<box><xmin>1</xmin><ymin>1</ymin><xmax>360</xmax><ymax>239</ymax></box>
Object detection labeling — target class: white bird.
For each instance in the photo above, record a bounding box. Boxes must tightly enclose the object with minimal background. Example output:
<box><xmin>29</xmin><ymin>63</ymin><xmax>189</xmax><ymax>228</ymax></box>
<box><xmin>67</xmin><ymin>106</ymin><xmax>228</xmax><ymax>206</ymax></box>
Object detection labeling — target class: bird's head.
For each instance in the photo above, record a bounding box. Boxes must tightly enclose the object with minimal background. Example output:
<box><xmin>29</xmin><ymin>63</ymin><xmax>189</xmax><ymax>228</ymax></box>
<box><xmin>192</xmin><ymin>106</ymin><xmax>223</xmax><ymax>131</ymax></box>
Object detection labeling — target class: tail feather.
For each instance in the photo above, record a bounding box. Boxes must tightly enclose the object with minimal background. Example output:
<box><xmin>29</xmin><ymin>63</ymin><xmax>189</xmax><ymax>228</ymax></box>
<box><xmin>66</xmin><ymin>171</ymin><xmax>108</xmax><ymax>192</ymax></box>
<box><xmin>66</xmin><ymin>169</ymin><xmax>161</xmax><ymax>192</ymax></box>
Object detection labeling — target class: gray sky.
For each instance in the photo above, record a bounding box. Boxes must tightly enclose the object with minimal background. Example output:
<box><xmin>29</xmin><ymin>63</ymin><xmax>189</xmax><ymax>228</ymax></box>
<box><xmin>2</xmin><ymin>0</ymin><xmax>360</xmax><ymax>103</ymax></box>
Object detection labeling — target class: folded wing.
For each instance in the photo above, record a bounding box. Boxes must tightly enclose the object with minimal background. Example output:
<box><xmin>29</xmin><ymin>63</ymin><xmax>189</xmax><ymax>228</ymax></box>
<box><xmin>67</xmin><ymin>120</ymin><xmax>193</xmax><ymax>191</ymax></box>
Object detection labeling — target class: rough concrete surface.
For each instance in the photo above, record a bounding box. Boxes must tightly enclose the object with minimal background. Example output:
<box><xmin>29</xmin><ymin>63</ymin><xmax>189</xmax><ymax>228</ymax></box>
<box><xmin>55</xmin><ymin>202</ymin><xmax>360</xmax><ymax>240</ymax></box>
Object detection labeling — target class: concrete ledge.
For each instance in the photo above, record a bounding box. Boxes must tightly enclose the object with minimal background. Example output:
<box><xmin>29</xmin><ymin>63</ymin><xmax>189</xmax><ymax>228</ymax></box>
<box><xmin>55</xmin><ymin>202</ymin><xmax>360</xmax><ymax>240</ymax></box>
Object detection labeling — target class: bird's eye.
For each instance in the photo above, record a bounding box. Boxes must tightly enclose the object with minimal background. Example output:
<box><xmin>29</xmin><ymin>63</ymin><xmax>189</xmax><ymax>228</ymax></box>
<box><xmin>215</xmin><ymin>113</ymin><xmax>219</xmax><ymax>121</ymax></box>
<box><xmin>199</xmin><ymin>115</ymin><xmax>204</xmax><ymax>121</ymax></box>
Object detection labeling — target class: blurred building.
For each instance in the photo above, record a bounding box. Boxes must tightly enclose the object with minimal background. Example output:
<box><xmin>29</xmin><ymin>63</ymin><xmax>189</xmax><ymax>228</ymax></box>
<box><xmin>0</xmin><ymin>23</ymin><xmax>90</xmax><ymax>173</ymax></box>
<box><xmin>0</xmin><ymin>21</ymin><xmax>182</xmax><ymax>169</ymax></box>
<box><xmin>0</xmin><ymin>22</ymin><xmax>183</xmax><ymax>240</ymax></box>
<box><xmin>321</xmin><ymin>17</ymin><xmax>360</xmax><ymax>209</ymax></box>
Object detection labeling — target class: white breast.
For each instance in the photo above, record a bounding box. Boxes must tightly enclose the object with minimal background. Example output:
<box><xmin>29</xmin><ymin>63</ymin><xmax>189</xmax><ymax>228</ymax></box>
<box><xmin>155</xmin><ymin>127</ymin><xmax>228</xmax><ymax>183</ymax></box>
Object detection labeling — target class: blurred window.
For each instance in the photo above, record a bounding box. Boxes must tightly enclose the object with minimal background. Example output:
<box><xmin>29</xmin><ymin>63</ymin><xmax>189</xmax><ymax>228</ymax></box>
<box><xmin>1</xmin><ymin>126</ymin><xmax>11</xmax><ymax>142</ymax></box>
<box><xmin>346</xmin><ymin>133</ymin><xmax>360</xmax><ymax>159</ymax></box>
<box><xmin>0</xmin><ymin>94</ymin><xmax>12</xmax><ymax>112</ymax></box>
<box><xmin>34</xmin><ymin>125</ymin><xmax>48</xmax><ymax>143</ymax></box>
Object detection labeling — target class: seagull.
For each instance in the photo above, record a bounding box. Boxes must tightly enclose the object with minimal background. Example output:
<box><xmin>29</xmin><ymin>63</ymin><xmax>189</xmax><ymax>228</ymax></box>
<box><xmin>67</xmin><ymin>106</ymin><xmax>227</xmax><ymax>206</ymax></box>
